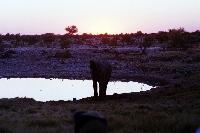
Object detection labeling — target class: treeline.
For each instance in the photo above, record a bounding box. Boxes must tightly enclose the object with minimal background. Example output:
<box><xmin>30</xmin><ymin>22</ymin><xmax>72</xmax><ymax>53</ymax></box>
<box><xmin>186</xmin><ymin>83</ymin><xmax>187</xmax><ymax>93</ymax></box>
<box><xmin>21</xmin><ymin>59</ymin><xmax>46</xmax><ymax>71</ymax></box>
<box><xmin>0</xmin><ymin>28</ymin><xmax>200</xmax><ymax>50</ymax></box>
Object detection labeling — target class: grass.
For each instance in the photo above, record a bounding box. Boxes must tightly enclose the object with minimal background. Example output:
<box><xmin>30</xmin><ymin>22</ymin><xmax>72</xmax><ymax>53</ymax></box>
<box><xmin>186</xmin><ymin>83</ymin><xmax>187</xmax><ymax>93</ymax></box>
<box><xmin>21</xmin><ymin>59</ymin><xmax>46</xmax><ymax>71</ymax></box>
<box><xmin>106</xmin><ymin>104</ymin><xmax>200</xmax><ymax>133</ymax></box>
<box><xmin>0</xmin><ymin>89</ymin><xmax>199</xmax><ymax>133</ymax></box>
<box><xmin>27</xmin><ymin>119</ymin><xmax>59</xmax><ymax>127</ymax></box>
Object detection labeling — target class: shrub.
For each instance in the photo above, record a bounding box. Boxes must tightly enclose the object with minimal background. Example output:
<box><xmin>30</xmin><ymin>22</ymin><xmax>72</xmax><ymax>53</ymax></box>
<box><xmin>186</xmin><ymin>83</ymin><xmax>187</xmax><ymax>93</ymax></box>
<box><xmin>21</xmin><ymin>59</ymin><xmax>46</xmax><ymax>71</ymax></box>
<box><xmin>101</xmin><ymin>37</ymin><xmax>110</xmax><ymax>44</ymax></box>
<box><xmin>27</xmin><ymin>119</ymin><xmax>58</xmax><ymax>127</ymax></box>
<box><xmin>156</xmin><ymin>31</ymin><xmax>169</xmax><ymax>43</ymax></box>
<box><xmin>42</xmin><ymin>33</ymin><xmax>55</xmax><ymax>47</ymax></box>
<box><xmin>121</xmin><ymin>34</ymin><xmax>132</xmax><ymax>45</ymax></box>
<box><xmin>140</xmin><ymin>34</ymin><xmax>154</xmax><ymax>54</ymax></box>
<box><xmin>0</xmin><ymin>44</ymin><xmax>5</xmax><ymax>53</ymax></box>
<box><xmin>168</xmin><ymin>28</ymin><xmax>189</xmax><ymax>50</ymax></box>
<box><xmin>53</xmin><ymin>51</ymin><xmax>71</xmax><ymax>59</ymax></box>
<box><xmin>60</xmin><ymin>39</ymin><xmax>71</xmax><ymax>49</ymax></box>
<box><xmin>0</xmin><ymin>50</ymin><xmax>16</xmax><ymax>59</ymax></box>
<box><xmin>110</xmin><ymin>37</ymin><xmax>119</xmax><ymax>46</ymax></box>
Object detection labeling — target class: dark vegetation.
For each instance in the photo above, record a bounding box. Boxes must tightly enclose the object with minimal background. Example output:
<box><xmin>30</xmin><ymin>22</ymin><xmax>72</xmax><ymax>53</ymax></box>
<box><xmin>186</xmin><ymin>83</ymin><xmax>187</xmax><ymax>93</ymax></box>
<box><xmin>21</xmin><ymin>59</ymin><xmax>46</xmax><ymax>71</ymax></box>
<box><xmin>0</xmin><ymin>28</ymin><xmax>199</xmax><ymax>52</ymax></box>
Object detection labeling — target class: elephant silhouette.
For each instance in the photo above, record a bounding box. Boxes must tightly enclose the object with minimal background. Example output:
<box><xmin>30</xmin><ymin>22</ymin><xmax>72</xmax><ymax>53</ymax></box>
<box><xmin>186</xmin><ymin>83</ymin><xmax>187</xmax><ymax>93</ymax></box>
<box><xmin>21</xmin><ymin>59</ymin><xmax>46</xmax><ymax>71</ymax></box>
<box><xmin>90</xmin><ymin>60</ymin><xmax>112</xmax><ymax>100</ymax></box>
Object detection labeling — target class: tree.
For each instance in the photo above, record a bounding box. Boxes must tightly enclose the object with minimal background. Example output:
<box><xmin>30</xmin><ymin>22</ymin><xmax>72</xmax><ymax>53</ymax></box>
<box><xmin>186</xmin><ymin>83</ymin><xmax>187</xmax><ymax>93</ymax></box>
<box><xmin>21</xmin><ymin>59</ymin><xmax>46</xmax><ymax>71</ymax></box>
<box><xmin>110</xmin><ymin>36</ymin><xmax>119</xmax><ymax>46</ymax></box>
<box><xmin>135</xmin><ymin>31</ymin><xmax>143</xmax><ymax>37</ymax></box>
<box><xmin>140</xmin><ymin>34</ymin><xmax>154</xmax><ymax>54</ymax></box>
<box><xmin>0</xmin><ymin>34</ymin><xmax>4</xmax><ymax>52</ymax></box>
<box><xmin>156</xmin><ymin>31</ymin><xmax>169</xmax><ymax>43</ymax></box>
<box><xmin>168</xmin><ymin>28</ymin><xmax>188</xmax><ymax>50</ymax></box>
<box><xmin>60</xmin><ymin>38</ymin><xmax>71</xmax><ymax>49</ymax></box>
<box><xmin>121</xmin><ymin>34</ymin><xmax>132</xmax><ymax>45</ymax></box>
<box><xmin>27</xmin><ymin>35</ymin><xmax>39</xmax><ymax>45</ymax></box>
<box><xmin>15</xmin><ymin>33</ymin><xmax>21</xmax><ymax>45</ymax></box>
<box><xmin>42</xmin><ymin>33</ymin><xmax>55</xmax><ymax>47</ymax></box>
<box><xmin>101</xmin><ymin>37</ymin><xmax>110</xmax><ymax>44</ymax></box>
<box><xmin>65</xmin><ymin>25</ymin><xmax>78</xmax><ymax>35</ymax></box>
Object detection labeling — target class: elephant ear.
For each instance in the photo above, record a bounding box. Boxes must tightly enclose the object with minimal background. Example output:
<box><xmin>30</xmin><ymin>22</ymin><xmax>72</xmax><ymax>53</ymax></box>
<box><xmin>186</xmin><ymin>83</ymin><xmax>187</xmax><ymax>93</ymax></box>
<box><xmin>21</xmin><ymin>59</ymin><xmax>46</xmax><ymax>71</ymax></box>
<box><xmin>90</xmin><ymin>60</ymin><xmax>96</xmax><ymax>70</ymax></box>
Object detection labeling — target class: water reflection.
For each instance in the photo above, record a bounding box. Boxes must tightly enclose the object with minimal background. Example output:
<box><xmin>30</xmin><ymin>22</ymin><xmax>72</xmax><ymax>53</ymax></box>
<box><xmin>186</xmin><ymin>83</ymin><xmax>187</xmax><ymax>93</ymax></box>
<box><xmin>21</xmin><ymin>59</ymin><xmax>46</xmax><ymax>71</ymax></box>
<box><xmin>0</xmin><ymin>78</ymin><xmax>152</xmax><ymax>101</ymax></box>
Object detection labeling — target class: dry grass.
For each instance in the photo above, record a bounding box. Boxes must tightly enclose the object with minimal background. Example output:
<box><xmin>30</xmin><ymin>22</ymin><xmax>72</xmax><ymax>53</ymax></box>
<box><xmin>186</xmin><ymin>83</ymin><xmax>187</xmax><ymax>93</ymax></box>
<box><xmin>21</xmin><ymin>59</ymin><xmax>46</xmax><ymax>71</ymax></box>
<box><xmin>0</xmin><ymin>93</ymin><xmax>199</xmax><ymax>133</ymax></box>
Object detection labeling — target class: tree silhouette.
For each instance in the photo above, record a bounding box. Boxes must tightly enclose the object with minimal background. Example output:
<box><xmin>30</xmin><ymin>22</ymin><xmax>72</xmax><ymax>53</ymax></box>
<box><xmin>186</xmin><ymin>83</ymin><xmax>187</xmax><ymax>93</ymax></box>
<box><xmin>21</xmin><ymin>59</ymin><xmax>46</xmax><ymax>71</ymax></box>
<box><xmin>15</xmin><ymin>33</ymin><xmax>21</xmax><ymax>45</ymax></box>
<box><xmin>65</xmin><ymin>25</ymin><xmax>78</xmax><ymax>35</ymax></box>
<box><xmin>42</xmin><ymin>33</ymin><xmax>55</xmax><ymax>47</ymax></box>
<box><xmin>121</xmin><ymin>34</ymin><xmax>132</xmax><ymax>45</ymax></box>
<box><xmin>135</xmin><ymin>31</ymin><xmax>143</xmax><ymax>37</ymax></box>
<box><xmin>168</xmin><ymin>28</ymin><xmax>188</xmax><ymax>50</ymax></box>
<box><xmin>156</xmin><ymin>31</ymin><xmax>169</xmax><ymax>43</ymax></box>
<box><xmin>140</xmin><ymin>34</ymin><xmax>154</xmax><ymax>54</ymax></box>
<box><xmin>0</xmin><ymin>34</ymin><xmax>5</xmax><ymax>52</ymax></box>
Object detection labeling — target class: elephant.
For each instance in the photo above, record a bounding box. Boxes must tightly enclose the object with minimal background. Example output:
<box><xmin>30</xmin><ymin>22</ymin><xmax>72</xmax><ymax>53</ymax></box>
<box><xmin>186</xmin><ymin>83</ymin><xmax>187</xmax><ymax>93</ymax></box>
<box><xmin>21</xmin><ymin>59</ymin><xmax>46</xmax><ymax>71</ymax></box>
<box><xmin>90</xmin><ymin>60</ymin><xmax>112</xmax><ymax>99</ymax></box>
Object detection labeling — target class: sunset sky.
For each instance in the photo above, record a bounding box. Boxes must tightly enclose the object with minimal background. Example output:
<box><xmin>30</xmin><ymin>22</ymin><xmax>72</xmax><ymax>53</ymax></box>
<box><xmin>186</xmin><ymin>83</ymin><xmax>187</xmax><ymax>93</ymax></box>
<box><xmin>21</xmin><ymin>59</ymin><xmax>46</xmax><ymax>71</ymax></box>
<box><xmin>0</xmin><ymin>0</ymin><xmax>200</xmax><ymax>35</ymax></box>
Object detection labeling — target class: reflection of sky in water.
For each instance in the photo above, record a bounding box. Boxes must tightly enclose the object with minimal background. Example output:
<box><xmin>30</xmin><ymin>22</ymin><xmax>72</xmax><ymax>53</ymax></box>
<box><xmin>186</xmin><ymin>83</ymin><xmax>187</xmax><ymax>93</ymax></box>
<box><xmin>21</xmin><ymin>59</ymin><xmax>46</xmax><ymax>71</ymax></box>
<box><xmin>0</xmin><ymin>78</ymin><xmax>152</xmax><ymax>101</ymax></box>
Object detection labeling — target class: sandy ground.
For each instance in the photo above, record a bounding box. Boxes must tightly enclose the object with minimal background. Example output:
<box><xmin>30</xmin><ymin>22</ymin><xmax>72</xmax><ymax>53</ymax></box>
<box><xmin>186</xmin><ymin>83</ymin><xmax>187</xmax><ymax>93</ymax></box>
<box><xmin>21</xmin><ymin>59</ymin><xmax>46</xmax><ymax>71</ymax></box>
<box><xmin>0</xmin><ymin>44</ymin><xmax>165</xmax><ymax>86</ymax></box>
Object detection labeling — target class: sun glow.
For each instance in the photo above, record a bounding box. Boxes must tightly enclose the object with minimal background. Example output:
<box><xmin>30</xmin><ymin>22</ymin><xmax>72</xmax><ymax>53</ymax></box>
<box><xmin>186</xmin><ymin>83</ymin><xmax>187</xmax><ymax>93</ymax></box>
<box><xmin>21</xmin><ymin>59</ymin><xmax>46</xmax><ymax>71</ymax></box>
<box><xmin>88</xmin><ymin>20</ymin><xmax>116</xmax><ymax>34</ymax></box>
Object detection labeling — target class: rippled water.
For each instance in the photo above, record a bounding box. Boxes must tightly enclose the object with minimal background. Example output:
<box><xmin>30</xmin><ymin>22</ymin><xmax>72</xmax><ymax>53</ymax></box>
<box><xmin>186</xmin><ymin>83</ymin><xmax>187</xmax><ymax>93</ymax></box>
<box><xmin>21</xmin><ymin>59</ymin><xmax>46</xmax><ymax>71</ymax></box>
<box><xmin>0</xmin><ymin>78</ymin><xmax>153</xmax><ymax>101</ymax></box>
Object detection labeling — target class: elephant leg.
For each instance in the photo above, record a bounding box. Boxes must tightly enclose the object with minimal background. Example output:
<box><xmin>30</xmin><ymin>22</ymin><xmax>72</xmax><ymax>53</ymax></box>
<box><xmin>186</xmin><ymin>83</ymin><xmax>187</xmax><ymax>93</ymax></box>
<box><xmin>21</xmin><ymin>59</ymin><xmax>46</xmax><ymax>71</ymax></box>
<box><xmin>93</xmin><ymin>80</ymin><xmax>98</xmax><ymax>99</ymax></box>
<box><xmin>102</xmin><ymin>82</ymin><xmax>108</xmax><ymax>96</ymax></box>
<box><xmin>99</xmin><ymin>82</ymin><xmax>108</xmax><ymax>98</ymax></box>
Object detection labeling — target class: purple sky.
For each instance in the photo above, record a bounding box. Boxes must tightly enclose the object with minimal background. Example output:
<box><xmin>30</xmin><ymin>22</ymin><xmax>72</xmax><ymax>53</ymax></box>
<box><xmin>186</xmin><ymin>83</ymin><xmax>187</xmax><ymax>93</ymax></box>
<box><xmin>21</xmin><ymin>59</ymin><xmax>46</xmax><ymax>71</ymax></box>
<box><xmin>0</xmin><ymin>0</ymin><xmax>200</xmax><ymax>35</ymax></box>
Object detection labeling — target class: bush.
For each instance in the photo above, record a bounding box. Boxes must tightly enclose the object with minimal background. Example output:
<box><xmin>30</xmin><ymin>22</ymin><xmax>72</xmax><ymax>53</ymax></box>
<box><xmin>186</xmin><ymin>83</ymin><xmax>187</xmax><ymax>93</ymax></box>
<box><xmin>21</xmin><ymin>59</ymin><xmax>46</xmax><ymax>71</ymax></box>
<box><xmin>27</xmin><ymin>119</ymin><xmax>58</xmax><ymax>127</ymax></box>
<box><xmin>53</xmin><ymin>51</ymin><xmax>71</xmax><ymax>59</ymax></box>
<box><xmin>101</xmin><ymin>37</ymin><xmax>110</xmax><ymax>44</ymax></box>
<box><xmin>156</xmin><ymin>31</ymin><xmax>169</xmax><ymax>43</ymax></box>
<box><xmin>121</xmin><ymin>34</ymin><xmax>132</xmax><ymax>45</ymax></box>
<box><xmin>0</xmin><ymin>44</ymin><xmax>5</xmax><ymax>53</ymax></box>
<box><xmin>0</xmin><ymin>50</ymin><xmax>16</xmax><ymax>59</ymax></box>
<box><xmin>27</xmin><ymin>35</ymin><xmax>39</xmax><ymax>45</ymax></box>
<box><xmin>140</xmin><ymin>34</ymin><xmax>154</xmax><ymax>54</ymax></box>
<box><xmin>60</xmin><ymin>39</ymin><xmax>71</xmax><ymax>49</ymax></box>
<box><xmin>42</xmin><ymin>33</ymin><xmax>55</xmax><ymax>47</ymax></box>
<box><xmin>168</xmin><ymin>28</ymin><xmax>189</xmax><ymax>50</ymax></box>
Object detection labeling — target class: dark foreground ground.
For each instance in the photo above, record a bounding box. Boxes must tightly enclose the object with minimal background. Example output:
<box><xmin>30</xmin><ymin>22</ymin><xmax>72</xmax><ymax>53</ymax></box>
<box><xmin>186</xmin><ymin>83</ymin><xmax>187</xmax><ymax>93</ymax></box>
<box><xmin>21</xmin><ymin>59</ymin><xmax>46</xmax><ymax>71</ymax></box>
<box><xmin>0</xmin><ymin>86</ymin><xmax>200</xmax><ymax>133</ymax></box>
<box><xmin>0</xmin><ymin>44</ymin><xmax>200</xmax><ymax>133</ymax></box>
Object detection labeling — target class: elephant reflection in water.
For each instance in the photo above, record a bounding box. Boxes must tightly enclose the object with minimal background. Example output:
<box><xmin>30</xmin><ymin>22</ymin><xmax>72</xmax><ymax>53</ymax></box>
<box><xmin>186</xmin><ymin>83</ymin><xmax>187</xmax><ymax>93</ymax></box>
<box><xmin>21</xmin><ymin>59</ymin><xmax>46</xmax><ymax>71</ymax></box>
<box><xmin>90</xmin><ymin>60</ymin><xmax>112</xmax><ymax>100</ymax></box>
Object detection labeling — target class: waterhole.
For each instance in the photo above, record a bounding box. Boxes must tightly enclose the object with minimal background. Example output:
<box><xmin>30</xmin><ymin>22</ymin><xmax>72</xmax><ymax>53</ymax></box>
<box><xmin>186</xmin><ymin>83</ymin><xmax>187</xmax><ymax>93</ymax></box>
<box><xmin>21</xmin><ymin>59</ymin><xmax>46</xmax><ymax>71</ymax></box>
<box><xmin>0</xmin><ymin>78</ymin><xmax>153</xmax><ymax>101</ymax></box>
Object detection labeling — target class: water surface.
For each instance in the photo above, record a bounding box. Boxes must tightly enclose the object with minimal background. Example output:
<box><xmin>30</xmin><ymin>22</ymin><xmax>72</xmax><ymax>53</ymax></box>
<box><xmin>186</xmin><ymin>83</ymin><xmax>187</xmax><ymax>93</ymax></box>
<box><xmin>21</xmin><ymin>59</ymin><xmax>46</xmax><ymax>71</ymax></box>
<box><xmin>0</xmin><ymin>78</ymin><xmax>152</xmax><ymax>101</ymax></box>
